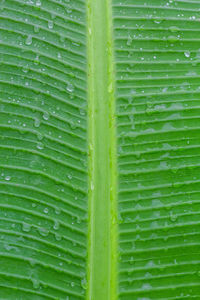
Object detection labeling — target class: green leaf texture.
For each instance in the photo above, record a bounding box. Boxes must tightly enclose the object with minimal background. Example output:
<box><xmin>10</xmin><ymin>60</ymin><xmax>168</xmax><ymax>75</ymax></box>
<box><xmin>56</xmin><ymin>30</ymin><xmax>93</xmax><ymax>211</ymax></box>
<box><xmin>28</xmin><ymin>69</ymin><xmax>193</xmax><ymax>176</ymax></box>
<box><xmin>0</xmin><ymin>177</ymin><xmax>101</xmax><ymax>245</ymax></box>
<box><xmin>114</xmin><ymin>1</ymin><xmax>200</xmax><ymax>299</ymax></box>
<box><xmin>1</xmin><ymin>0</ymin><xmax>200</xmax><ymax>299</ymax></box>
<box><xmin>0</xmin><ymin>0</ymin><xmax>88</xmax><ymax>299</ymax></box>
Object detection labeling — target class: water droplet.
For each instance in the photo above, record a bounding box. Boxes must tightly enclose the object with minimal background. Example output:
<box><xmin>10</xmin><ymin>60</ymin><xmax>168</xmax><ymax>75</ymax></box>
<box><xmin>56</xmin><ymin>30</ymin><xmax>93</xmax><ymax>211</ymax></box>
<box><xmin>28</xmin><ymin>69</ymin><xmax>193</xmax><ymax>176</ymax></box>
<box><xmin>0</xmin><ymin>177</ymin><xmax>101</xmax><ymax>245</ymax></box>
<box><xmin>25</xmin><ymin>35</ymin><xmax>32</xmax><ymax>46</ymax></box>
<box><xmin>36</xmin><ymin>142</ymin><xmax>44</xmax><ymax>150</ymax></box>
<box><xmin>34</xmin><ymin>118</ymin><xmax>40</xmax><ymax>128</ymax></box>
<box><xmin>32</xmin><ymin>278</ymin><xmax>40</xmax><ymax>289</ymax></box>
<box><xmin>70</xmin><ymin>122</ymin><xmax>76</xmax><ymax>130</ymax></box>
<box><xmin>127</xmin><ymin>35</ymin><xmax>132</xmax><ymax>46</ymax></box>
<box><xmin>168</xmin><ymin>35</ymin><xmax>178</xmax><ymax>42</ymax></box>
<box><xmin>22</xmin><ymin>222</ymin><xmax>31</xmax><ymax>232</ymax></box>
<box><xmin>79</xmin><ymin>108</ymin><xmax>85</xmax><ymax>116</ymax></box>
<box><xmin>66</xmin><ymin>83</ymin><xmax>74</xmax><ymax>93</ymax></box>
<box><xmin>184</xmin><ymin>51</ymin><xmax>190</xmax><ymax>58</ymax></box>
<box><xmin>162</xmin><ymin>87</ymin><xmax>168</xmax><ymax>93</ymax></box>
<box><xmin>55</xmin><ymin>233</ymin><xmax>62</xmax><ymax>241</ymax></box>
<box><xmin>170</xmin><ymin>212</ymin><xmax>177</xmax><ymax>222</ymax></box>
<box><xmin>35</xmin><ymin>0</ymin><xmax>41</xmax><ymax>7</ymax></box>
<box><xmin>55</xmin><ymin>207</ymin><xmax>61</xmax><ymax>215</ymax></box>
<box><xmin>153</xmin><ymin>19</ymin><xmax>162</xmax><ymax>24</ymax></box>
<box><xmin>4</xmin><ymin>243</ymin><xmax>15</xmax><ymax>251</ymax></box>
<box><xmin>34</xmin><ymin>55</ymin><xmax>40</xmax><ymax>65</ymax></box>
<box><xmin>38</xmin><ymin>227</ymin><xmax>49</xmax><ymax>236</ymax></box>
<box><xmin>81</xmin><ymin>277</ymin><xmax>87</xmax><ymax>290</ymax></box>
<box><xmin>43</xmin><ymin>208</ymin><xmax>48</xmax><ymax>214</ymax></box>
<box><xmin>142</xmin><ymin>283</ymin><xmax>152</xmax><ymax>290</ymax></box>
<box><xmin>37</xmin><ymin>133</ymin><xmax>43</xmax><ymax>141</ymax></box>
<box><xmin>53</xmin><ymin>220</ymin><xmax>60</xmax><ymax>230</ymax></box>
<box><xmin>22</xmin><ymin>66</ymin><xmax>29</xmax><ymax>73</ymax></box>
<box><xmin>34</xmin><ymin>25</ymin><xmax>39</xmax><ymax>33</ymax></box>
<box><xmin>5</xmin><ymin>175</ymin><xmax>11</xmax><ymax>181</ymax></box>
<box><xmin>48</xmin><ymin>20</ymin><xmax>53</xmax><ymax>29</ymax></box>
<box><xmin>42</xmin><ymin>112</ymin><xmax>49</xmax><ymax>120</ymax></box>
<box><xmin>169</xmin><ymin>26</ymin><xmax>179</xmax><ymax>32</ymax></box>
<box><xmin>30</xmin><ymin>259</ymin><xmax>36</xmax><ymax>267</ymax></box>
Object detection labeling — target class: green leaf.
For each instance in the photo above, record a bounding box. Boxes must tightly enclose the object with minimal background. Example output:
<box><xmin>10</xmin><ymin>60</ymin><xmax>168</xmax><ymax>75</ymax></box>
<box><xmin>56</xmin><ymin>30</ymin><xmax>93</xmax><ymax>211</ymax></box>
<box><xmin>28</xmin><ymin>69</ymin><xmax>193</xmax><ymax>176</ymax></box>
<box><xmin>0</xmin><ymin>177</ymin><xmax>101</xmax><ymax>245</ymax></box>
<box><xmin>1</xmin><ymin>0</ymin><xmax>200</xmax><ymax>299</ymax></box>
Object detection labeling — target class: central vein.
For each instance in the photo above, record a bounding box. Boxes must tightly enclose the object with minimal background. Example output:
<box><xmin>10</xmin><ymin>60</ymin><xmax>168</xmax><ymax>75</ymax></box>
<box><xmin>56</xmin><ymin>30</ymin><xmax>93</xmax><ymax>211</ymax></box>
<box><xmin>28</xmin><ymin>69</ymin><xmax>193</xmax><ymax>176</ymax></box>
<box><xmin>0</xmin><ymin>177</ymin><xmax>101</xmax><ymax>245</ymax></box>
<box><xmin>86</xmin><ymin>0</ymin><xmax>117</xmax><ymax>299</ymax></box>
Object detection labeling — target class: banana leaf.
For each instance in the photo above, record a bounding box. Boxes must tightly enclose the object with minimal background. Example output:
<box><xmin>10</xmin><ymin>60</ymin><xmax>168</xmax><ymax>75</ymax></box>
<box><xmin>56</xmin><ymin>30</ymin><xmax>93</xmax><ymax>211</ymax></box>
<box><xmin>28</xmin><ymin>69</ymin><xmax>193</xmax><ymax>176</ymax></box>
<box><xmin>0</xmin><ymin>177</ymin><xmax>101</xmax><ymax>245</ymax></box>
<box><xmin>0</xmin><ymin>0</ymin><xmax>200</xmax><ymax>299</ymax></box>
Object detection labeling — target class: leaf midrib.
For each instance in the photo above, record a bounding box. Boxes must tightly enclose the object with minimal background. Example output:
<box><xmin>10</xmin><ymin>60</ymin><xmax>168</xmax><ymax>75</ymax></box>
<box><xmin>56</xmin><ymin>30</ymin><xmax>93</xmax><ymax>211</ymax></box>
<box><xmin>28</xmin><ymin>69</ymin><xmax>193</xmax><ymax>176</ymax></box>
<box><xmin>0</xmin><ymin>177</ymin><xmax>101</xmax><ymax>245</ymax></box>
<box><xmin>87</xmin><ymin>0</ymin><xmax>118</xmax><ymax>299</ymax></box>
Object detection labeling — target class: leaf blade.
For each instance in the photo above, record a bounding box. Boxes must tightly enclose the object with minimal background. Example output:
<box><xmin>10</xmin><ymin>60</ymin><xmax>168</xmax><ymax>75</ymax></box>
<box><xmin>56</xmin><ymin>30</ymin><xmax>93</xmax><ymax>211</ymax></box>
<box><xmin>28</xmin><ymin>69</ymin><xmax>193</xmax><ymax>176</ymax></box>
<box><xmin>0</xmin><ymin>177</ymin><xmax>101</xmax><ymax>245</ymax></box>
<box><xmin>113</xmin><ymin>0</ymin><xmax>200</xmax><ymax>299</ymax></box>
<box><xmin>0</xmin><ymin>0</ymin><xmax>88</xmax><ymax>298</ymax></box>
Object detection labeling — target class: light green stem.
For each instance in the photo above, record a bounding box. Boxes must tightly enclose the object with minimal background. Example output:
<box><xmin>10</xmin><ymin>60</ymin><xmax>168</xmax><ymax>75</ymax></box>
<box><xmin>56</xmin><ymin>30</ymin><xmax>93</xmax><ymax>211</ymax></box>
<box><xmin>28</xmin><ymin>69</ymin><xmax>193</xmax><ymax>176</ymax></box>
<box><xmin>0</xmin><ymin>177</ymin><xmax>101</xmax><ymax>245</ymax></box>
<box><xmin>86</xmin><ymin>0</ymin><xmax>118</xmax><ymax>299</ymax></box>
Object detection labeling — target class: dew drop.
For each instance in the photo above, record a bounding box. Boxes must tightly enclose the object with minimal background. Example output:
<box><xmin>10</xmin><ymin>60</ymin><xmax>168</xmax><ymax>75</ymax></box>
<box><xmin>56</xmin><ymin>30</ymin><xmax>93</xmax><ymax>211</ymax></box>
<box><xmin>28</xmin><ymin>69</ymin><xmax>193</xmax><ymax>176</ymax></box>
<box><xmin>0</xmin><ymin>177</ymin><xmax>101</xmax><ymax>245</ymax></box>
<box><xmin>168</xmin><ymin>35</ymin><xmax>178</xmax><ymax>42</ymax></box>
<box><xmin>169</xmin><ymin>26</ymin><xmax>179</xmax><ymax>32</ymax></box>
<box><xmin>81</xmin><ymin>277</ymin><xmax>87</xmax><ymax>290</ymax></box>
<box><xmin>170</xmin><ymin>212</ymin><xmax>177</xmax><ymax>222</ymax></box>
<box><xmin>184</xmin><ymin>50</ymin><xmax>190</xmax><ymax>58</ymax></box>
<box><xmin>70</xmin><ymin>122</ymin><xmax>76</xmax><ymax>130</ymax></box>
<box><xmin>37</xmin><ymin>133</ymin><xmax>43</xmax><ymax>141</ymax></box>
<box><xmin>127</xmin><ymin>35</ymin><xmax>132</xmax><ymax>46</ymax></box>
<box><xmin>38</xmin><ymin>227</ymin><xmax>49</xmax><ymax>236</ymax></box>
<box><xmin>30</xmin><ymin>259</ymin><xmax>36</xmax><ymax>267</ymax></box>
<box><xmin>43</xmin><ymin>208</ymin><xmax>48</xmax><ymax>214</ymax></box>
<box><xmin>66</xmin><ymin>83</ymin><xmax>74</xmax><ymax>93</ymax></box>
<box><xmin>34</xmin><ymin>118</ymin><xmax>40</xmax><ymax>128</ymax></box>
<box><xmin>55</xmin><ymin>207</ymin><xmax>61</xmax><ymax>215</ymax></box>
<box><xmin>22</xmin><ymin>66</ymin><xmax>29</xmax><ymax>73</ymax></box>
<box><xmin>53</xmin><ymin>220</ymin><xmax>60</xmax><ymax>230</ymax></box>
<box><xmin>34</xmin><ymin>25</ymin><xmax>40</xmax><ymax>33</ymax></box>
<box><xmin>25</xmin><ymin>35</ymin><xmax>32</xmax><ymax>46</ymax></box>
<box><xmin>22</xmin><ymin>222</ymin><xmax>31</xmax><ymax>232</ymax></box>
<box><xmin>48</xmin><ymin>20</ymin><xmax>53</xmax><ymax>29</ymax></box>
<box><xmin>34</xmin><ymin>55</ymin><xmax>40</xmax><ymax>65</ymax></box>
<box><xmin>142</xmin><ymin>283</ymin><xmax>152</xmax><ymax>290</ymax></box>
<box><xmin>5</xmin><ymin>175</ymin><xmax>11</xmax><ymax>181</ymax></box>
<box><xmin>79</xmin><ymin>108</ymin><xmax>85</xmax><ymax>116</ymax></box>
<box><xmin>32</xmin><ymin>278</ymin><xmax>40</xmax><ymax>289</ymax></box>
<box><xmin>42</xmin><ymin>112</ymin><xmax>49</xmax><ymax>120</ymax></box>
<box><xmin>35</xmin><ymin>0</ymin><xmax>41</xmax><ymax>7</ymax></box>
<box><xmin>153</xmin><ymin>19</ymin><xmax>162</xmax><ymax>24</ymax></box>
<box><xmin>36</xmin><ymin>142</ymin><xmax>44</xmax><ymax>150</ymax></box>
<box><xmin>55</xmin><ymin>233</ymin><xmax>62</xmax><ymax>241</ymax></box>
